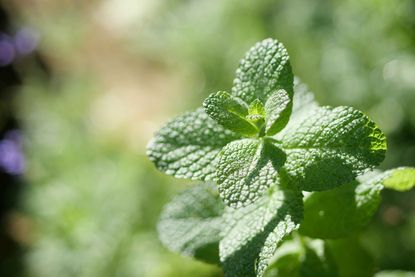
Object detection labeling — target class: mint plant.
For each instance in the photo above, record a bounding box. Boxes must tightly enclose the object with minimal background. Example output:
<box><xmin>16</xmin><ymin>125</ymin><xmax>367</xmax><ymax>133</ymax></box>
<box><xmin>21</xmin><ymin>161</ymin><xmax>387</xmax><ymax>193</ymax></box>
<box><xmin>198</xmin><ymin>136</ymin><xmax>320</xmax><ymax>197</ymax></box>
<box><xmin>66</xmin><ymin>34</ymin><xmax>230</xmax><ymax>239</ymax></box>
<box><xmin>147</xmin><ymin>39</ymin><xmax>415</xmax><ymax>277</ymax></box>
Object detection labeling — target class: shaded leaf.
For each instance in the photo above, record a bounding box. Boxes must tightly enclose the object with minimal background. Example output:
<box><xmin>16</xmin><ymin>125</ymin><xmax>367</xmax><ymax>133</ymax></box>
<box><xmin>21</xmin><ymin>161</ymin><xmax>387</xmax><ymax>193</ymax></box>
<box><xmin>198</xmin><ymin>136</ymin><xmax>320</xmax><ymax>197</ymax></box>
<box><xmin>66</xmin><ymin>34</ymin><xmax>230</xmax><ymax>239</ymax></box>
<box><xmin>328</xmin><ymin>237</ymin><xmax>375</xmax><ymax>277</ymax></box>
<box><xmin>299</xmin><ymin>180</ymin><xmax>382</xmax><ymax>239</ymax></box>
<box><xmin>220</xmin><ymin>188</ymin><xmax>303</xmax><ymax>277</ymax></box>
<box><xmin>158</xmin><ymin>183</ymin><xmax>225</xmax><ymax>264</ymax></box>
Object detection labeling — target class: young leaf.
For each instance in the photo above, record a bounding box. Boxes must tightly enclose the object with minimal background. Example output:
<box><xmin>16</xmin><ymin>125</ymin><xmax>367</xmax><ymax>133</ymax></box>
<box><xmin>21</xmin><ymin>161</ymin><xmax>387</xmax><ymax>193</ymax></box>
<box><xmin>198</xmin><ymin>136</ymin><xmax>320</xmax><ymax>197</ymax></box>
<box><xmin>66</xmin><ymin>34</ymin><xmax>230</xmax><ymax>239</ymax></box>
<box><xmin>248</xmin><ymin>99</ymin><xmax>266</xmax><ymax>117</ymax></box>
<box><xmin>299</xmin><ymin>180</ymin><xmax>382</xmax><ymax>239</ymax></box>
<box><xmin>203</xmin><ymin>91</ymin><xmax>258</xmax><ymax>136</ymax></box>
<box><xmin>147</xmin><ymin>108</ymin><xmax>240</xmax><ymax>181</ymax></box>
<box><xmin>281</xmin><ymin>106</ymin><xmax>387</xmax><ymax>191</ymax></box>
<box><xmin>232</xmin><ymin>38</ymin><xmax>294</xmax><ymax>104</ymax></box>
<box><xmin>220</xmin><ymin>188</ymin><xmax>303</xmax><ymax>277</ymax></box>
<box><xmin>216</xmin><ymin>138</ymin><xmax>286</xmax><ymax>208</ymax></box>
<box><xmin>265</xmin><ymin>89</ymin><xmax>293</xmax><ymax>135</ymax></box>
<box><xmin>157</xmin><ymin>183</ymin><xmax>225</xmax><ymax>264</ymax></box>
<box><xmin>246</xmin><ymin>99</ymin><xmax>266</xmax><ymax>124</ymax></box>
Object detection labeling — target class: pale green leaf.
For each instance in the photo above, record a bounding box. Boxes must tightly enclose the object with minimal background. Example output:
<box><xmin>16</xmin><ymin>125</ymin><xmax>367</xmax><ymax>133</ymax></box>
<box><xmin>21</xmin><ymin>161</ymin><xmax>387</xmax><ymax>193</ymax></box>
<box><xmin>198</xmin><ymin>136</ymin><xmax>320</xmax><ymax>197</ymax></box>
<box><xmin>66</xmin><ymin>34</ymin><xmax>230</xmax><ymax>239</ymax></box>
<box><xmin>203</xmin><ymin>91</ymin><xmax>258</xmax><ymax>136</ymax></box>
<box><xmin>220</xmin><ymin>188</ymin><xmax>303</xmax><ymax>277</ymax></box>
<box><xmin>265</xmin><ymin>89</ymin><xmax>292</xmax><ymax>135</ymax></box>
<box><xmin>299</xmin><ymin>180</ymin><xmax>382</xmax><ymax>239</ymax></box>
<box><xmin>157</xmin><ymin>183</ymin><xmax>225</xmax><ymax>264</ymax></box>
<box><xmin>281</xmin><ymin>106</ymin><xmax>387</xmax><ymax>191</ymax></box>
<box><xmin>232</xmin><ymin>38</ymin><xmax>294</xmax><ymax>104</ymax></box>
<box><xmin>381</xmin><ymin>167</ymin><xmax>415</xmax><ymax>191</ymax></box>
<box><xmin>216</xmin><ymin>138</ymin><xmax>286</xmax><ymax>208</ymax></box>
<box><xmin>246</xmin><ymin>99</ymin><xmax>266</xmax><ymax>124</ymax></box>
<box><xmin>249</xmin><ymin>99</ymin><xmax>266</xmax><ymax>117</ymax></box>
<box><xmin>147</xmin><ymin>108</ymin><xmax>240</xmax><ymax>180</ymax></box>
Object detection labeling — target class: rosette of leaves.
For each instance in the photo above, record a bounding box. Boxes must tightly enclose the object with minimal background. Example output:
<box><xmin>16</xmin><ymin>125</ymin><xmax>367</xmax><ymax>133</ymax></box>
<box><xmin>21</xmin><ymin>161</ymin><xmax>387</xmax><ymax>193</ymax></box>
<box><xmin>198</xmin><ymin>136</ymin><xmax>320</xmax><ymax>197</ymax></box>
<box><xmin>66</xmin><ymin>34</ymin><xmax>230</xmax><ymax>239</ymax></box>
<box><xmin>147</xmin><ymin>39</ymin><xmax>415</xmax><ymax>276</ymax></box>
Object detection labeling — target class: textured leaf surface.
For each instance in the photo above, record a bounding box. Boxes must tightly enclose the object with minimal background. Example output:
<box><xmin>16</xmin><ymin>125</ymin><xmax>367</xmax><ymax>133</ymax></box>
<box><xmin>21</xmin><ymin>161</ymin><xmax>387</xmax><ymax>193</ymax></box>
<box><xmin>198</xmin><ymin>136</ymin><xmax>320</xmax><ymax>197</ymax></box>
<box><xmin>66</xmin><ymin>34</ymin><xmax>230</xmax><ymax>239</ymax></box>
<box><xmin>265</xmin><ymin>89</ymin><xmax>292</xmax><ymax>135</ymax></box>
<box><xmin>158</xmin><ymin>183</ymin><xmax>225</xmax><ymax>264</ymax></box>
<box><xmin>147</xmin><ymin>108</ymin><xmax>240</xmax><ymax>180</ymax></box>
<box><xmin>220</xmin><ymin>188</ymin><xmax>303</xmax><ymax>277</ymax></box>
<box><xmin>281</xmin><ymin>106</ymin><xmax>387</xmax><ymax>191</ymax></box>
<box><xmin>299</xmin><ymin>180</ymin><xmax>382</xmax><ymax>239</ymax></box>
<box><xmin>232</xmin><ymin>38</ymin><xmax>293</xmax><ymax>104</ymax></box>
<box><xmin>217</xmin><ymin>139</ymin><xmax>286</xmax><ymax>208</ymax></box>
<box><xmin>203</xmin><ymin>91</ymin><xmax>258</xmax><ymax>136</ymax></box>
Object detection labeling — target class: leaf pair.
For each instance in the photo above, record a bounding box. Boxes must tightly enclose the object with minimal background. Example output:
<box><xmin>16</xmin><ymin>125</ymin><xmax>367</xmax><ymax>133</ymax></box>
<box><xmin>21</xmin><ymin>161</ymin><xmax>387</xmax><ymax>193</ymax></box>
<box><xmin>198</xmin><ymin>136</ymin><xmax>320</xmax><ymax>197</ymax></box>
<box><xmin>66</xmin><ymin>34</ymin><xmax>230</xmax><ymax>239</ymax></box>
<box><xmin>203</xmin><ymin>89</ymin><xmax>292</xmax><ymax>137</ymax></box>
<box><xmin>157</xmin><ymin>168</ymin><xmax>415</xmax><ymax>277</ymax></box>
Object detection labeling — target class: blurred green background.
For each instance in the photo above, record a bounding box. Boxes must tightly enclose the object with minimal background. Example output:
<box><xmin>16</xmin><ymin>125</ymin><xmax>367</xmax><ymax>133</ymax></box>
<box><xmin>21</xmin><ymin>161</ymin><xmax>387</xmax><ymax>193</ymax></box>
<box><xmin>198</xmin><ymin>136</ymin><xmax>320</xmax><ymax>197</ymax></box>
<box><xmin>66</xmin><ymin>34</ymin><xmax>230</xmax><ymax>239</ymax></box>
<box><xmin>0</xmin><ymin>0</ymin><xmax>414</xmax><ymax>276</ymax></box>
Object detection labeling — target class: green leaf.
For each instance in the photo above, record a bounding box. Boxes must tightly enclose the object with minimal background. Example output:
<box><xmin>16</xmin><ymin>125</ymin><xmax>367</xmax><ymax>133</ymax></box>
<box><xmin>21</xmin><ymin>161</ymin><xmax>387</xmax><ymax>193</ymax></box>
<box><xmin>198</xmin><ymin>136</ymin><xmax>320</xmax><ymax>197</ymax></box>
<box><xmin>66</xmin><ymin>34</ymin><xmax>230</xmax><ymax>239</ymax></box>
<box><xmin>265</xmin><ymin>238</ymin><xmax>337</xmax><ymax>277</ymax></box>
<box><xmin>232</xmin><ymin>38</ymin><xmax>294</xmax><ymax>104</ymax></box>
<box><xmin>216</xmin><ymin>138</ymin><xmax>286</xmax><ymax>208</ymax></box>
<box><xmin>264</xmin><ymin>240</ymin><xmax>302</xmax><ymax>277</ymax></box>
<box><xmin>290</xmin><ymin>78</ymin><xmax>319</xmax><ymax>121</ymax></box>
<box><xmin>381</xmin><ymin>167</ymin><xmax>415</xmax><ymax>191</ymax></box>
<box><xmin>327</xmin><ymin>237</ymin><xmax>375</xmax><ymax>277</ymax></box>
<box><xmin>220</xmin><ymin>188</ymin><xmax>303</xmax><ymax>277</ymax></box>
<box><xmin>157</xmin><ymin>183</ymin><xmax>225</xmax><ymax>264</ymax></box>
<box><xmin>299</xmin><ymin>167</ymin><xmax>415</xmax><ymax>239</ymax></box>
<box><xmin>300</xmin><ymin>240</ymin><xmax>338</xmax><ymax>277</ymax></box>
<box><xmin>246</xmin><ymin>99</ymin><xmax>266</xmax><ymax>124</ymax></box>
<box><xmin>203</xmin><ymin>91</ymin><xmax>258</xmax><ymax>136</ymax></box>
<box><xmin>265</xmin><ymin>89</ymin><xmax>292</xmax><ymax>135</ymax></box>
<box><xmin>299</xmin><ymin>180</ymin><xmax>382</xmax><ymax>239</ymax></box>
<box><xmin>249</xmin><ymin>99</ymin><xmax>266</xmax><ymax>117</ymax></box>
<box><xmin>280</xmin><ymin>106</ymin><xmax>387</xmax><ymax>191</ymax></box>
<box><xmin>147</xmin><ymin>108</ymin><xmax>240</xmax><ymax>181</ymax></box>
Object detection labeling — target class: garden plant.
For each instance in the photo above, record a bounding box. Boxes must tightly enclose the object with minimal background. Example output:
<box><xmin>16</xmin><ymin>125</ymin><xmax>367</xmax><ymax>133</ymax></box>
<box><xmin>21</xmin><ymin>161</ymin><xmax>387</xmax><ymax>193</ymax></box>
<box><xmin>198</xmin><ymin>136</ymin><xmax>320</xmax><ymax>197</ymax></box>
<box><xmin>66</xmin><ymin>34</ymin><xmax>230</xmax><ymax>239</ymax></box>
<box><xmin>147</xmin><ymin>38</ymin><xmax>415</xmax><ymax>277</ymax></box>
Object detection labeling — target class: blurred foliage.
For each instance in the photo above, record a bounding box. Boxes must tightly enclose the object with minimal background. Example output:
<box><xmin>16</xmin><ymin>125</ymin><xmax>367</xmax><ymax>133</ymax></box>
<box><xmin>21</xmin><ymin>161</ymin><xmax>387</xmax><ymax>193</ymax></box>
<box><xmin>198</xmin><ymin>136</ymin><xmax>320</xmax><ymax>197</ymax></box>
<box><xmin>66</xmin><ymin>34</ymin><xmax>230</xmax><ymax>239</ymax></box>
<box><xmin>0</xmin><ymin>0</ymin><xmax>413</xmax><ymax>276</ymax></box>
<box><xmin>19</xmin><ymin>72</ymin><xmax>221</xmax><ymax>276</ymax></box>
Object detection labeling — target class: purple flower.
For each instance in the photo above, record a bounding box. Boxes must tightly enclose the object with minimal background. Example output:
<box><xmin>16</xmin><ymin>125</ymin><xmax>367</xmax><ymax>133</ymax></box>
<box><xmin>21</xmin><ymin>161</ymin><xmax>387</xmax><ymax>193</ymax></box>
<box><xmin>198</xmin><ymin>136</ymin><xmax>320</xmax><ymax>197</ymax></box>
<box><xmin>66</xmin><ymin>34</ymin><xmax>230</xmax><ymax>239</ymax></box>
<box><xmin>0</xmin><ymin>130</ymin><xmax>25</xmax><ymax>175</ymax></box>
<box><xmin>0</xmin><ymin>34</ymin><xmax>15</xmax><ymax>66</ymax></box>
